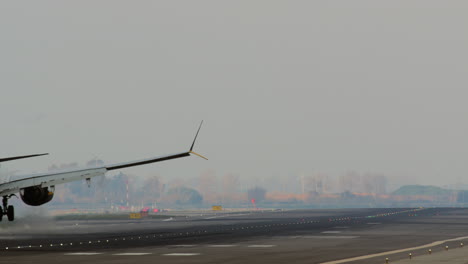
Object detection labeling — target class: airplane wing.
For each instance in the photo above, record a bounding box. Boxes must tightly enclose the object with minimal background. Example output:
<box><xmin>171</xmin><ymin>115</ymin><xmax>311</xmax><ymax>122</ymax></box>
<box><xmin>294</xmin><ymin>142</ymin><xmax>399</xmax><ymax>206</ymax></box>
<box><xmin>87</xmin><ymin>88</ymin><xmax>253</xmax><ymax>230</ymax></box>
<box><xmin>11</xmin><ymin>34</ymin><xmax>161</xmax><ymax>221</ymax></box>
<box><xmin>0</xmin><ymin>153</ymin><xmax>49</xmax><ymax>163</ymax></box>
<box><xmin>0</xmin><ymin>122</ymin><xmax>207</xmax><ymax>198</ymax></box>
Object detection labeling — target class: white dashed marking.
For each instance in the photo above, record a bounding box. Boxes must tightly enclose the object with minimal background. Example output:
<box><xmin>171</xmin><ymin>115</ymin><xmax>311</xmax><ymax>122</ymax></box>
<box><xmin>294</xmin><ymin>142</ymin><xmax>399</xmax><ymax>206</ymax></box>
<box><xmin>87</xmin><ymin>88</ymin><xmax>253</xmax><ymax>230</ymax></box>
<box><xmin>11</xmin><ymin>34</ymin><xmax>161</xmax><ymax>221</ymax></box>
<box><xmin>113</xmin><ymin>253</ymin><xmax>152</xmax><ymax>256</ymax></box>
<box><xmin>366</xmin><ymin>222</ymin><xmax>381</xmax><ymax>225</ymax></box>
<box><xmin>64</xmin><ymin>252</ymin><xmax>103</xmax><ymax>256</ymax></box>
<box><xmin>295</xmin><ymin>235</ymin><xmax>359</xmax><ymax>239</ymax></box>
<box><xmin>174</xmin><ymin>245</ymin><xmax>196</xmax><ymax>247</ymax></box>
<box><xmin>248</xmin><ymin>245</ymin><xmax>276</xmax><ymax>248</ymax></box>
<box><xmin>321</xmin><ymin>231</ymin><xmax>342</xmax><ymax>234</ymax></box>
<box><xmin>163</xmin><ymin>253</ymin><xmax>201</xmax><ymax>256</ymax></box>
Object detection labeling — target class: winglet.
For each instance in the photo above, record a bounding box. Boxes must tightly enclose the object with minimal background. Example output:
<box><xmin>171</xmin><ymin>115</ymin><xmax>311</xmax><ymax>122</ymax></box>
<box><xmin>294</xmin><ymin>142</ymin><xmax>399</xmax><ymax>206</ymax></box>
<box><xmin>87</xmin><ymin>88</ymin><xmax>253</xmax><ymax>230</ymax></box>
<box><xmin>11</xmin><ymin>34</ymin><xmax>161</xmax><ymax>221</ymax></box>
<box><xmin>190</xmin><ymin>151</ymin><xmax>208</xmax><ymax>160</ymax></box>
<box><xmin>0</xmin><ymin>153</ymin><xmax>49</xmax><ymax>163</ymax></box>
<box><xmin>190</xmin><ymin>120</ymin><xmax>204</xmax><ymax>151</ymax></box>
<box><xmin>189</xmin><ymin>121</ymin><xmax>207</xmax><ymax>160</ymax></box>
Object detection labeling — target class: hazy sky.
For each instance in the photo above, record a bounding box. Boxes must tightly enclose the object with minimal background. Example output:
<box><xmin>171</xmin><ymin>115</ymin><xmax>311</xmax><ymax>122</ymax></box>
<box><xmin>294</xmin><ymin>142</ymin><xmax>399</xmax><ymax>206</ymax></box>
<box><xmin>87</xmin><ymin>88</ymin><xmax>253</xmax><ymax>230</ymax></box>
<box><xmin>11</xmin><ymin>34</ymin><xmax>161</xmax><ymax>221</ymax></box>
<box><xmin>1</xmin><ymin>1</ymin><xmax>468</xmax><ymax>187</ymax></box>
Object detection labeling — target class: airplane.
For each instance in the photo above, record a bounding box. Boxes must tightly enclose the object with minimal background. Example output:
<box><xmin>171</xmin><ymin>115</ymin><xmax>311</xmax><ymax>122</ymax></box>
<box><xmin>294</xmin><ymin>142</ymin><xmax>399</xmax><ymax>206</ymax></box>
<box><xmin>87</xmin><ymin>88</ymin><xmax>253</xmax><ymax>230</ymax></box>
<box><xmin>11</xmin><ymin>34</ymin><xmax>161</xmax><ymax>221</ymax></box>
<box><xmin>0</xmin><ymin>122</ymin><xmax>207</xmax><ymax>222</ymax></box>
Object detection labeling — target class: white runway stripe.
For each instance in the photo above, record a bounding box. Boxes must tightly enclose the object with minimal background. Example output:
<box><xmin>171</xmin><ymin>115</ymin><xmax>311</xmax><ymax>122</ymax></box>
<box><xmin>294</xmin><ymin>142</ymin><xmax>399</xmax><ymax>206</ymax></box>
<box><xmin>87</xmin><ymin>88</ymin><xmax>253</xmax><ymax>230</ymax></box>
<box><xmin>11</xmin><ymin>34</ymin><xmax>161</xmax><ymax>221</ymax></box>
<box><xmin>248</xmin><ymin>245</ymin><xmax>276</xmax><ymax>248</ymax></box>
<box><xmin>163</xmin><ymin>253</ymin><xmax>201</xmax><ymax>256</ymax></box>
<box><xmin>204</xmin><ymin>216</ymin><xmax>224</xmax><ymax>219</ymax></box>
<box><xmin>294</xmin><ymin>235</ymin><xmax>358</xmax><ymax>239</ymax></box>
<box><xmin>64</xmin><ymin>252</ymin><xmax>103</xmax><ymax>255</ymax></box>
<box><xmin>113</xmin><ymin>253</ymin><xmax>152</xmax><ymax>256</ymax></box>
<box><xmin>322</xmin><ymin>231</ymin><xmax>342</xmax><ymax>234</ymax></box>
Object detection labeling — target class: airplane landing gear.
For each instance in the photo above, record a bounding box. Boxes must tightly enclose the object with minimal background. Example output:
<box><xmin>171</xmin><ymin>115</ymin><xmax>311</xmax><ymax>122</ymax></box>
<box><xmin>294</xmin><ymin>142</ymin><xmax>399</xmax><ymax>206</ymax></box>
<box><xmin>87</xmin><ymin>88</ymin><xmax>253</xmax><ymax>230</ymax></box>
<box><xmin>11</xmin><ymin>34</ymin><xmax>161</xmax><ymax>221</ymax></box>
<box><xmin>0</xmin><ymin>195</ymin><xmax>15</xmax><ymax>222</ymax></box>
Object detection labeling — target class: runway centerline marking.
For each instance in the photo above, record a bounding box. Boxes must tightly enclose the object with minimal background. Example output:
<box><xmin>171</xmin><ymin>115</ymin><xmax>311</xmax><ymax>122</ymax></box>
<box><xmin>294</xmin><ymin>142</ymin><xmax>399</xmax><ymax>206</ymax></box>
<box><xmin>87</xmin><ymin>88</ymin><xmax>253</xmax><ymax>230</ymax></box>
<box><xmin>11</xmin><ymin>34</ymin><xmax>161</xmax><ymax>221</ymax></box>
<box><xmin>163</xmin><ymin>253</ymin><xmax>201</xmax><ymax>256</ymax></box>
<box><xmin>320</xmin><ymin>235</ymin><xmax>468</xmax><ymax>264</ymax></box>
<box><xmin>322</xmin><ymin>231</ymin><xmax>342</xmax><ymax>234</ymax></box>
<box><xmin>317</xmin><ymin>236</ymin><xmax>358</xmax><ymax>239</ymax></box>
<box><xmin>289</xmin><ymin>236</ymin><xmax>358</xmax><ymax>239</ymax></box>
<box><xmin>113</xmin><ymin>253</ymin><xmax>152</xmax><ymax>256</ymax></box>
<box><xmin>64</xmin><ymin>252</ymin><xmax>103</xmax><ymax>256</ymax></box>
<box><xmin>248</xmin><ymin>245</ymin><xmax>277</xmax><ymax>248</ymax></box>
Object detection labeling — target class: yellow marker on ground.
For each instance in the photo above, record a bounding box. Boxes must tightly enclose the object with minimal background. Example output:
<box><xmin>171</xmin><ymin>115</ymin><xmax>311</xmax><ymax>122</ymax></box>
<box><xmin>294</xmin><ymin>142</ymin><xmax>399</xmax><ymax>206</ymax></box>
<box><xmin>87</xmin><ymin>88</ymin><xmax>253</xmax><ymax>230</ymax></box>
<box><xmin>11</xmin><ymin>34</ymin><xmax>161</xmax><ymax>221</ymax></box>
<box><xmin>130</xmin><ymin>213</ymin><xmax>141</xmax><ymax>219</ymax></box>
<box><xmin>212</xmin><ymin>205</ymin><xmax>223</xmax><ymax>211</ymax></box>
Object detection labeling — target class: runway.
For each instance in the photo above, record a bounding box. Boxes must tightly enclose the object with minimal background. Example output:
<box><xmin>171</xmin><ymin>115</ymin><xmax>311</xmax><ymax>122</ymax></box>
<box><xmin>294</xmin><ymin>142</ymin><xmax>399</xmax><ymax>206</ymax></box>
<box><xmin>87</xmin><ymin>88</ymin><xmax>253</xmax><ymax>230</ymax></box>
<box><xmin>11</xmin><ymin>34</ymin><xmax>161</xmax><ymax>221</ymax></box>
<box><xmin>1</xmin><ymin>207</ymin><xmax>468</xmax><ymax>263</ymax></box>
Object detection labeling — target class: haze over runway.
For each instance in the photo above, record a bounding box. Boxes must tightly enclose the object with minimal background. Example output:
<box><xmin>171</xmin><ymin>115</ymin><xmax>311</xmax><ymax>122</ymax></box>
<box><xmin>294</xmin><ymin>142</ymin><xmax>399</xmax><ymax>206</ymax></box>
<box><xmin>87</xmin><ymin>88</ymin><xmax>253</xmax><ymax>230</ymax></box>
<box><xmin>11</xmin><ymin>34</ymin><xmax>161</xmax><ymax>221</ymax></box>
<box><xmin>0</xmin><ymin>208</ymin><xmax>468</xmax><ymax>264</ymax></box>
<box><xmin>1</xmin><ymin>1</ymin><xmax>468</xmax><ymax>189</ymax></box>
<box><xmin>2</xmin><ymin>2</ymin><xmax>468</xmax><ymax>264</ymax></box>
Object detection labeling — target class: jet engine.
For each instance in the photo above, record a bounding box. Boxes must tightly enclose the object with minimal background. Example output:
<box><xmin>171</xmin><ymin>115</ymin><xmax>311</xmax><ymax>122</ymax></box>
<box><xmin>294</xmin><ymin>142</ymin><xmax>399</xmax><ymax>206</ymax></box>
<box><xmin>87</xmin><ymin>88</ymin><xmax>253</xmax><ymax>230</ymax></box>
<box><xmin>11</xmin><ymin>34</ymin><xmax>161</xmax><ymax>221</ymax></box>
<box><xmin>20</xmin><ymin>186</ymin><xmax>54</xmax><ymax>206</ymax></box>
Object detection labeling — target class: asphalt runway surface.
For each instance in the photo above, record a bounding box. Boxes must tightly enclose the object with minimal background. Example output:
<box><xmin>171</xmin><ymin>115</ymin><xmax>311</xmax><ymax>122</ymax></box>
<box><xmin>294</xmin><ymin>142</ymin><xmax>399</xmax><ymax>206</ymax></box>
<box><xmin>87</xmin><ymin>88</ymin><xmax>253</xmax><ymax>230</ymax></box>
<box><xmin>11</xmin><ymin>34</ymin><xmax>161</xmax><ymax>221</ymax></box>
<box><xmin>0</xmin><ymin>207</ymin><xmax>468</xmax><ymax>264</ymax></box>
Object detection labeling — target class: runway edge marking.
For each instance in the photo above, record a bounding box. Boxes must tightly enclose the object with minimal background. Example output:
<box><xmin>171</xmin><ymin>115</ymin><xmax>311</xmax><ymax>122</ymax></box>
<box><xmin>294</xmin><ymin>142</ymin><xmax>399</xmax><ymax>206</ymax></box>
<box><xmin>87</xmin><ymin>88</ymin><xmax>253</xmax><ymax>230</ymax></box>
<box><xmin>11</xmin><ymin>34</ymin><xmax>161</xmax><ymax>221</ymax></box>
<box><xmin>320</xmin><ymin>235</ymin><xmax>468</xmax><ymax>264</ymax></box>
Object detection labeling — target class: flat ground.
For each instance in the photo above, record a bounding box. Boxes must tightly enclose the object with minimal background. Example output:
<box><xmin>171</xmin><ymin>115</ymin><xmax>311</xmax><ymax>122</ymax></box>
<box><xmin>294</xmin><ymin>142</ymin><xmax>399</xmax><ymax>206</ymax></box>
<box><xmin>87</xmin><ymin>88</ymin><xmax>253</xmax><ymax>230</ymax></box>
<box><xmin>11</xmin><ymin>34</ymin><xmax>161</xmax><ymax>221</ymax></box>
<box><xmin>0</xmin><ymin>207</ymin><xmax>467</xmax><ymax>264</ymax></box>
